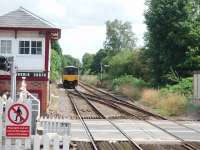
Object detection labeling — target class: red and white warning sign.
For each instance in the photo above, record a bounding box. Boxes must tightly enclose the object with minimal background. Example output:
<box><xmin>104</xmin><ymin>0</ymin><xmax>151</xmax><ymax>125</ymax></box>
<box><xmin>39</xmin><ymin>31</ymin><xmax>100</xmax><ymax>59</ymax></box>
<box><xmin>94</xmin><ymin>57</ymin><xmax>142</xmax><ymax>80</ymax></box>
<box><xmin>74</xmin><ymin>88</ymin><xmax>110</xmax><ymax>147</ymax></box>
<box><xmin>5</xmin><ymin>102</ymin><xmax>31</xmax><ymax>138</ymax></box>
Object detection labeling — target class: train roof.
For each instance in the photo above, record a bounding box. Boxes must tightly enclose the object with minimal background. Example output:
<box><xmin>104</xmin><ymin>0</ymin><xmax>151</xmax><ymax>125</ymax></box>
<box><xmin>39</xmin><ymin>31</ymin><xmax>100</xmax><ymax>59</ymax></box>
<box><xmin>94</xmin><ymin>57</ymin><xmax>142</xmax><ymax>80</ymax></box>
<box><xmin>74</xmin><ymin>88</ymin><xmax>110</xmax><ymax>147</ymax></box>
<box><xmin>64</xmin><ymin>66</ymin><xmax>78</xmax><ymax>69</ymax></box>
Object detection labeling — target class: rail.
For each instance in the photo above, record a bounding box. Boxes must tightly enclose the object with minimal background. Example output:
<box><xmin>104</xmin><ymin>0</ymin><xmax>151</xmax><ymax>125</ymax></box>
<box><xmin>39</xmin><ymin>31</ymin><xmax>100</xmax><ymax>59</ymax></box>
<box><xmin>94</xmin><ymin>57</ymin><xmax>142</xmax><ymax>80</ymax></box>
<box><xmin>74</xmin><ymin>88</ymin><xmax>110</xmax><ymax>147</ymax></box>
<box><xmin>78</xmin><ymin>82</ymin><xmax>200</xmax><ymax>150</ymax></box>
<box><xmin>67</xmin><ymin>92</ymin><xmax>99</xmax><ymax>150</ymax></box>
<box><xmin>73</xmin><ymin>88</ymin><xmax>144</xmax><ymax>150</ymax></box>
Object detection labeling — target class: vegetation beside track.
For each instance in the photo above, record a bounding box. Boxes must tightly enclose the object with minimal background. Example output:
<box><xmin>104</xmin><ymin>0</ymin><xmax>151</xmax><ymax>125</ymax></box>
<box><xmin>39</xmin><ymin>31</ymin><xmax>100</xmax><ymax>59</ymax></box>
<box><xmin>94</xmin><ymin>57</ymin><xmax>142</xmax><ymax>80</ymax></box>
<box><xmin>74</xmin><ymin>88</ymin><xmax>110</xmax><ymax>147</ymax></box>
<box><xmin>80</xmin><ymin>75</ymin><xmax>197</xmax><ymax>117</ymax></box>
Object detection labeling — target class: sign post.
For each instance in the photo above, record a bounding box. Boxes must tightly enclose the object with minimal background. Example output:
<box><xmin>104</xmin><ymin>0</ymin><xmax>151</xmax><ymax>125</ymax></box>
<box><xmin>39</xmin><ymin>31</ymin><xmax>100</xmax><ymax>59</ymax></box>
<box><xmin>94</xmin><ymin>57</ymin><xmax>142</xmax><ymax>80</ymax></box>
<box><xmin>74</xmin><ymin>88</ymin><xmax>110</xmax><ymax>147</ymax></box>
<box><xmin>5</xmin><ymin>102</ymin><xmax>31</xmax><ymax>138</ymax></box>
<box><xmin>193</xmin><ymin>71</ymin><xmax>200</xmax><ymax>104</ymax></box>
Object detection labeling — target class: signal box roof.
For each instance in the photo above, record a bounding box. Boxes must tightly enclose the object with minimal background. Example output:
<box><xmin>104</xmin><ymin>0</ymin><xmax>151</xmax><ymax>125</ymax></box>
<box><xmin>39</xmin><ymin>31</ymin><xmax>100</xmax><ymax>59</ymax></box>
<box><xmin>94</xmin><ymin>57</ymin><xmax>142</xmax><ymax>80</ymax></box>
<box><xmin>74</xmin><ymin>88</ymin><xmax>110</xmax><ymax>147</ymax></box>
<box><xmin>0</xmin><ymin>7</ymin><xmax>58</xmax><ymax>29</ymax></box>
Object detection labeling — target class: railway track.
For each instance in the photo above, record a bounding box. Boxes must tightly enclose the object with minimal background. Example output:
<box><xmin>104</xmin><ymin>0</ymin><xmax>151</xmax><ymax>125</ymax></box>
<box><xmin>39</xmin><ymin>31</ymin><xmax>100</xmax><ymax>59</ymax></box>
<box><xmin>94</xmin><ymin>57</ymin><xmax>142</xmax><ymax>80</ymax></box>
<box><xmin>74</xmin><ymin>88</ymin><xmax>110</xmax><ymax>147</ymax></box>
<box><xmin>68</xmin><ymin>88</ymin><xmax>144</xmax><ymax>150</ymax></box>
<box><xmin>79</xmin><ymin>81</ymin><xmax>200</xmax><ymax>134</ymax></box>
<box><xmin>74</xmin><ymin>82</ymin><xmax>200</xmax><ymax>150</ymax></box>
<box><xmin>79</xmin><ymin>81</ymin><xmax>166</xmax><ymax>120</ymax></box>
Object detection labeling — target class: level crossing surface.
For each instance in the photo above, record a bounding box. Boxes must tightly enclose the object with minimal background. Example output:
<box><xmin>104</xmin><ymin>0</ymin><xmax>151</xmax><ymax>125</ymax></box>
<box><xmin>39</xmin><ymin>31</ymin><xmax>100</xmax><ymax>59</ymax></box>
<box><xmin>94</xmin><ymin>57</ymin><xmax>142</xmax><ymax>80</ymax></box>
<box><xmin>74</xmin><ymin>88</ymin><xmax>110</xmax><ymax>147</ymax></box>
<box><xmin>68</xmin><ymin>119</ymin><xmax>200</xmax><ymax>143</ymax></box>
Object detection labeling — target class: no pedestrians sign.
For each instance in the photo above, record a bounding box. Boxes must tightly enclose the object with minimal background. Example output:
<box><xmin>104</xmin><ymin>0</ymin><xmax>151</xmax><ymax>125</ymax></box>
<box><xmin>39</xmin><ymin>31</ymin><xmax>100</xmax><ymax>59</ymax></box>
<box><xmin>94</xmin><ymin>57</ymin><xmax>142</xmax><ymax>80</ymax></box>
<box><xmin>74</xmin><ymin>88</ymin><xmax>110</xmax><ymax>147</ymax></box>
<box><xmin>5</xmin><ymin>102</ymin><xmax>31</xmax><ymax>138</ymax></box>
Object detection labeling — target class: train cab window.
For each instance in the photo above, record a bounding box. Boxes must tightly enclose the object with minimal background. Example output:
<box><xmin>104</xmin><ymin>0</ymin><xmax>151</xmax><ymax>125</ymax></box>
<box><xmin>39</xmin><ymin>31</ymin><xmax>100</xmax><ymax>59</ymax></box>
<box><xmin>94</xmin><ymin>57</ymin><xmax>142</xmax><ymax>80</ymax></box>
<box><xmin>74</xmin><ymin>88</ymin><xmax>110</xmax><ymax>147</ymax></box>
<box><xmin>0</xmin><ymin>40</ymin><xmax>12</xmax><ymax>54</ymax></box>
<box><xmin>64</xmin><ymin>67</ymin><xmax>78</xmax><ymax>75</ymax></box>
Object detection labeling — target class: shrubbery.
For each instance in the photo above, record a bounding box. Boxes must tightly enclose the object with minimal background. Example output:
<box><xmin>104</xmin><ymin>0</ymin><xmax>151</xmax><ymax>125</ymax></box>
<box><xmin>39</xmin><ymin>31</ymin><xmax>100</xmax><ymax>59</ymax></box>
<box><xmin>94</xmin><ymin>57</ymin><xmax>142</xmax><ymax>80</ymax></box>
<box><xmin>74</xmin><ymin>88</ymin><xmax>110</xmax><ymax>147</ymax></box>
<box><xmin>112</xmin><ymin>75</ymin><xmax>149</xmax><ymax>89</ymax></box>
<box><xmin>112</xmin><ymin>75</ymin><xmax>149</xmax><ymax>99</ymax></box>
<box><xmin>161</xmin><ymin>78</ymin><xmax>192</xmax><ymax>97</ymax></box>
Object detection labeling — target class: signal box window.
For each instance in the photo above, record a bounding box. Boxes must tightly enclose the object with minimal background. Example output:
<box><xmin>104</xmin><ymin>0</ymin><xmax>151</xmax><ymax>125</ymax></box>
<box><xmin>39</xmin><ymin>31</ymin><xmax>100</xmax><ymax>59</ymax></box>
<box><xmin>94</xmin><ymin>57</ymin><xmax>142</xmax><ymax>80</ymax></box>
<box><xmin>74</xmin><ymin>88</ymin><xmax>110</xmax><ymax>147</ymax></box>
<box><xmin>0</xmin><ymin>40</ymin><xmax>12</xmax><ymax>54</ymax></box>
<box><xmin>31</xmin><ymin>41</ymin><xmax>42</xmax><ymax>55</ymax></box>
<box><xmin>19</xmin><ymin>41</ymin><xmax>30</xmax><ymax>54</ymax></box>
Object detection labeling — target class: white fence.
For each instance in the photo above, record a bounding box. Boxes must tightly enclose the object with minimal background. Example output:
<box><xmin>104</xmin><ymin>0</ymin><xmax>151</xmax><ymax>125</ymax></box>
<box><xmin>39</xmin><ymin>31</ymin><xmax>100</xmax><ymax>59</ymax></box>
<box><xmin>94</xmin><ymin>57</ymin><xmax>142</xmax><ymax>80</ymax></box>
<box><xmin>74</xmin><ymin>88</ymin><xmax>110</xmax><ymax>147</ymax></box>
<box><xmin>1</xmin><ymin>134</ymin><xmax>70</xmax><ymax>150</ymax></box>
<box><xmin>37</xmin><ymin>117</ymin><xmax>71</xmax><ymax>135</ymax></box>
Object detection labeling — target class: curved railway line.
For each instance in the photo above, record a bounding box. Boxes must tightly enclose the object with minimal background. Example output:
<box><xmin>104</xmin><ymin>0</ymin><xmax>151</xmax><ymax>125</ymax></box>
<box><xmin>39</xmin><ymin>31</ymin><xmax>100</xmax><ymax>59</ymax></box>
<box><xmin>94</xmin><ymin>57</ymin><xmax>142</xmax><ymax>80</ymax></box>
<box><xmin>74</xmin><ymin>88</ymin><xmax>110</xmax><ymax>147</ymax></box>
<box><xmin>65</xmin><ymin>82</ymin><xmax>200</xmax><ymax>150</ymax></box>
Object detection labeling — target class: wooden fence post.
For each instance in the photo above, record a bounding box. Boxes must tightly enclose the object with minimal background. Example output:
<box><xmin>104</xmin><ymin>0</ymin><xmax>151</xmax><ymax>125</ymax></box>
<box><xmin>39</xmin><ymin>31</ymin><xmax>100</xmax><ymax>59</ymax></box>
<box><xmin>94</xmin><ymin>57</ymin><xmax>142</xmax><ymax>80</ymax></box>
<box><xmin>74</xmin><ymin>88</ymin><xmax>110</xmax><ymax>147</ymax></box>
<box><xmin>33</xmin><ymin>135</ymin><xmax>40</xmax><ymax>150</ymax></box>
<box><xmin>0</xmin><ymin>101</ymin><xmax>2</xmax><ymax>150</ymax></box>
<box><xmin>5</xmin><ymin>138</ymin><xmax>12</xmax><ymax>150</ymax></box>
<box><xmin>53</xmin><ymin>135</ymin><xmax>60</xmax><ymax>150</ymax></box>
<box><xmin>43</xmin><ymin>135</ymin><xmax>50</xmax><ymax>150</ymax></box>
<box><xmin>15</xmin><ymin>139</ymin><xmax>23</xmax><ymax>150</ymax></box>
<box><xmin>25</xmin><ymin>138</ymin><xmax>31</xmax><ymax>150</ymax></box>
<box><xmin>63</xmin><ymin>135</ymin><xmax>70</xmax><ymax>150</ymax></box>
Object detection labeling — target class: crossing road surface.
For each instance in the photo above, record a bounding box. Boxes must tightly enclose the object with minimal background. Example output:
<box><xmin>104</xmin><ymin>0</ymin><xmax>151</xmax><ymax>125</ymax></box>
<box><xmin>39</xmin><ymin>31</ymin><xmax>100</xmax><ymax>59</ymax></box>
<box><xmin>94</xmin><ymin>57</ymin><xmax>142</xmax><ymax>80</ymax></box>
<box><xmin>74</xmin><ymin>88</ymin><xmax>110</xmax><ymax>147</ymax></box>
<box><xmin>70</xmin><ymin>119</ymin><xmax>200</xmax><ymax>144</ymax></box>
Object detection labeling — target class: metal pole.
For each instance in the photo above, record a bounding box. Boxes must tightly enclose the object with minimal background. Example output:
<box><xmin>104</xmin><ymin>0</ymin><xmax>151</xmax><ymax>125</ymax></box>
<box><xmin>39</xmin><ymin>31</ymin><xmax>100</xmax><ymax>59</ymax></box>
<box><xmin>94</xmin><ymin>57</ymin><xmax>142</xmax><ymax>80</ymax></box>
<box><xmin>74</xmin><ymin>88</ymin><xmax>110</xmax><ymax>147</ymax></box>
<box><xmin>100</xmin><ymin>63</ymin><xmax>103</xmax><ymax>81</ymax></box>
<box><xmin>10</xmin><ymin>57</ymin><xmax>16</xmax><ymax>101</ymax></box>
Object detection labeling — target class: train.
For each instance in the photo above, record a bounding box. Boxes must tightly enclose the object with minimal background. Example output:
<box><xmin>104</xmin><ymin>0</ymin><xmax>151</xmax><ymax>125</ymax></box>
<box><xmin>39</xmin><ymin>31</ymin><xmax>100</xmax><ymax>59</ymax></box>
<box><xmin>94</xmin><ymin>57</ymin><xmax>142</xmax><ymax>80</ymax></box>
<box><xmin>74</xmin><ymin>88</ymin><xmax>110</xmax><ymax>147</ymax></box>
<box><xmin>62</xmin><ymin>66</ymin><xmax>79</xmax><ymax>89</ymax></box>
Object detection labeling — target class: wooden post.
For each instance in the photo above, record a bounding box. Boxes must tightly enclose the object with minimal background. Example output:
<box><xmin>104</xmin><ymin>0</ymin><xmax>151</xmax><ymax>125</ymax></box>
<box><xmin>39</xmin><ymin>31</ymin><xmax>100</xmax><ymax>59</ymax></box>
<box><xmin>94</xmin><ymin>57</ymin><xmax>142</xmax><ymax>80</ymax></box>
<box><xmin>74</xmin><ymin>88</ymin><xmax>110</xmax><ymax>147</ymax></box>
<box><xmin>33</xmin><ymin>135</ymin><xmax>40</xmax><ymax>150</ymax></box>
<box><xmin>5</xmin><ymin>138</ymin><xmax>12</xmax><ymax>150</ymax></box>
<box><xmin>43</xmin><ymin>135</ymin><xmax>50</xmax><ymax>150</ymax></box>
<box><xmin>25</xmin><ymin>138</ymin><xmax>31</xmax><ymax>150</ymax></box>
<box><xmin>15</xmin><ymin>139</ymin><xmax>23</xmax><ymax>150</ymax></box>
<box><xmin>53</xmin><ymin>135</ymin><xmax>60</xmax><ymax>150</ymax></box>
<box><xmin>193</xmin><ymin>72</ymin><xmax>200</xmax><ymax>104</ymax></box>
<box><xmin>63</xmin><ymin>135</ymin><xmax>70</xmax><ymax>150</ymax></box>
<box><xmin>0</xmin><ymin>101</ymin><xmax>2</xmax><ymax>149</ymax></box>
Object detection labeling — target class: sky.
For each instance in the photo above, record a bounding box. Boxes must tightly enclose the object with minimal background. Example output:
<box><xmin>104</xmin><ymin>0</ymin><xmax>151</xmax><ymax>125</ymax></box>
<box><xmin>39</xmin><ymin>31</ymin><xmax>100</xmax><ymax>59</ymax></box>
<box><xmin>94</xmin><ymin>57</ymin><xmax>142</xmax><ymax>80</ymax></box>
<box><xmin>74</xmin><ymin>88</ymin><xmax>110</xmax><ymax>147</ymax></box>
<box><xmin>0</xmin><ymin>0</ymin><xmax>147</xmax><ymax>60</ymax></box>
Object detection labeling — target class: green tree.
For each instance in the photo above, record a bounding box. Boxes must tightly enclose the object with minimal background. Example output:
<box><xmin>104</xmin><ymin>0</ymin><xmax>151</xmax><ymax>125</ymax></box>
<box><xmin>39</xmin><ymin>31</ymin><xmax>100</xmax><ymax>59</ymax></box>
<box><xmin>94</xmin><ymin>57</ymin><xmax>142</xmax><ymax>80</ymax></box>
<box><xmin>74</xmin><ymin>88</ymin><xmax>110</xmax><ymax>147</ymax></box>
<box><xmin>50</xmin><ymin>49</ymin><xmax>62</xmax><ymax>81</ymax></box>
<box><xmin>108</xmin><ymin>49</ymin><xmax>147</xmax><ymax>79</ymax></box>
<box><xmin>104</xmin><ymin>19</ymin><xmax>137</xmax><ymax>52</ymax></box>
<box><xmin>144</xmin><ymin>0</ymin><xmax>200</xmax><ymax>85</ymax></box>
<box><xmin>63</xmin><ymin>55</ymin><xmax>81</xmax><ymax>67</ymax></box>
<box><xmin>91</xmin><ymin>49</ymin><xmax>110</xmax><ymax>73</ymax></box>
<box><xmin>50</xmin><ymin>41</ymin><xmax>63</xmax><ymax>81</ymax></box>
<box><xmin>82</xmin><ymin>53</ymin><xmax>95</xmax><ymax>74</ymax></box>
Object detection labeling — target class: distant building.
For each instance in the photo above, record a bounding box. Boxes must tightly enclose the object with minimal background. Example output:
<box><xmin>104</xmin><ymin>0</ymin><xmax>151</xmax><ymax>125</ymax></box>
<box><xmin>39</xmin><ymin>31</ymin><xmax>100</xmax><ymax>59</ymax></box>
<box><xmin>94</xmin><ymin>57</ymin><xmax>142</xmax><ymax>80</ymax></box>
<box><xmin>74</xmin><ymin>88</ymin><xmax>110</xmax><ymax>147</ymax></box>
<box><xmin>0</xmin><ymin>7</ymin><xmax>61</xmax><ymax>114</ymax></box>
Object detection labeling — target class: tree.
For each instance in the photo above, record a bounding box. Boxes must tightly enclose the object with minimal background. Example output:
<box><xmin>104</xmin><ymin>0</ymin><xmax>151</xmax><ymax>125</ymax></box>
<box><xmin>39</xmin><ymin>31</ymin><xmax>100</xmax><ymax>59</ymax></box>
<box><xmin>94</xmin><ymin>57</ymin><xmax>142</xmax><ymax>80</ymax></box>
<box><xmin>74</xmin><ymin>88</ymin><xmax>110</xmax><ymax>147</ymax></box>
<box><xmin>50</xmin><ymin>41</ymin><xmax>63</xmax><ymax>81</ymax></box>
<box><xmin>50</xmin><ymin>49</ymin><xmax>62</xmax><ymax>81</ymax></box>
<box><xmin>108</xmin><ymin>49</ymin><xmax>148</xmax><ymax>79</ymax></box>
<box><xmin>63</xmin><ymin>55</ymin><xmax>81</xmax><ymax>68</ymax></box>
<box><xmin>104</xmin><ymin>19</ymin><xmax>137</xmax><ymax>52</ymax></box>
<box><xmin>82</xmin><ymin>53</ymin><xmax>95</xmax><ymax>74</ymax></box>
<box><xmin>91</xmin><ymin>49</ymin><xmax>110</xmax><ymax>73</ymax></box>
<box><xmin>144</xmin><ymin>0</ymin><xmax>200</xmax><ymax>85</ymax></box>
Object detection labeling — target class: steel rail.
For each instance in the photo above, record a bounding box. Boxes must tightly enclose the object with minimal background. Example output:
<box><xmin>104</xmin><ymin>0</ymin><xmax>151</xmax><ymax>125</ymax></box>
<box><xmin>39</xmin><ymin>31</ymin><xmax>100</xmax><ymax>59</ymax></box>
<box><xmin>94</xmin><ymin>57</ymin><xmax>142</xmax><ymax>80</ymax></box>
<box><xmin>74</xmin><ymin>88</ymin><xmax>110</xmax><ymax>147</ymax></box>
<box><xmin>75</xmin><ymin>86</ymin><xmax>199</xmax><ymax>150</ymax></box>
<box><xmin>67</xmin><ymin>92</ymin><xmax>99</xmax><ymax>150</ymax></box>
<box><xmin>79</xmin><ymin>82</ymin><xmax>166</xmax><ymax>120</ymax></box>
<box><xmin>74</xmin><ymin>88</ymin><xmax>144</xmax><ymax>150</ymax></box>
<box><xmin>80</xmin><ymin>81</ymin><xmax>200</xmax><ymax>134</ymax></box>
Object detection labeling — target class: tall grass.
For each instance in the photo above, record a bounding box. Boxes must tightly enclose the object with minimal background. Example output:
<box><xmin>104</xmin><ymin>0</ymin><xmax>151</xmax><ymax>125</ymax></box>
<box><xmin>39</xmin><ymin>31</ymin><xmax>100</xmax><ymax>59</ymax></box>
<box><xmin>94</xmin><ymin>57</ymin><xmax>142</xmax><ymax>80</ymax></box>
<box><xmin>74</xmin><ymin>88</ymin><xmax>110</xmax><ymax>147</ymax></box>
<box><xmin>80</xmin><ymin>75</ymin><xmax>98</xmax><ymax>86</ymax></box>
<box><xmin>141</xmin><ymin>89</ymin><xmax>187</xmax><ymax>116</ymax></box>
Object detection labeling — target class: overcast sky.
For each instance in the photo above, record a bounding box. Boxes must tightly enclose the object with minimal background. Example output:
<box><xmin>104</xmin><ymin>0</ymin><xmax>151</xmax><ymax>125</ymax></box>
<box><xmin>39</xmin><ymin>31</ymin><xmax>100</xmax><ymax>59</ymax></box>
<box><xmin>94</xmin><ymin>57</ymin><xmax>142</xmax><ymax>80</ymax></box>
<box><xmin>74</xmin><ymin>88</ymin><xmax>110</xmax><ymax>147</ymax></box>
<box><xmin>0</xmin><ymin>0</ymin><xmax>147</xmax><ymax>60</ymax></box>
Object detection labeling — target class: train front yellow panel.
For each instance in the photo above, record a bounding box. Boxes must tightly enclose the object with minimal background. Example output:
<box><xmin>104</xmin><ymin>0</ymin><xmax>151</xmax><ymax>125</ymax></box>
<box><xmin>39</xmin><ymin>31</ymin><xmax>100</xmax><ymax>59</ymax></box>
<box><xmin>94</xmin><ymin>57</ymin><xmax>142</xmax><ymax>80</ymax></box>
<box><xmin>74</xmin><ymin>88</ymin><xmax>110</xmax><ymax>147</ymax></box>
<box><xmin>63</xmin><ymin>75</ymin><xmax>78</xmax><ymax>81</ymax></box>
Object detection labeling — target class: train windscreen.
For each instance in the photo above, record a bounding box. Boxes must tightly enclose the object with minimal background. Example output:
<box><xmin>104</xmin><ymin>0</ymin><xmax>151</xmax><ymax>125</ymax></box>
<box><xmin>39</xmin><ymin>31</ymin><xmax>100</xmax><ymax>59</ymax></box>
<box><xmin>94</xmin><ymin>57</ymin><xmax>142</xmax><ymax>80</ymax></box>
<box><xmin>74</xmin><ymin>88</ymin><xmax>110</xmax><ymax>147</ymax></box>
<box><xmin>64</xmin><ymin>67</ymin><xmax>78</xmax><ymax>75</ymax></box>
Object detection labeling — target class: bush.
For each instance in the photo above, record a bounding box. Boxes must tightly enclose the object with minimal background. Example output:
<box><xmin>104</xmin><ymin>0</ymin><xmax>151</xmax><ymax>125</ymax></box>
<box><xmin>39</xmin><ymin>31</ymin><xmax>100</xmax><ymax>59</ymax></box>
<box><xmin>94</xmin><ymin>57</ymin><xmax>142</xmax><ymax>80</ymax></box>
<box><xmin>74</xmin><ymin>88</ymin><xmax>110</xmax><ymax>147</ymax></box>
<box><xmin>111</xmin><ymin>75</ymin><xmax>149</xmax><ymax>99</ymax></box>
<box><xmin>161</xmin><ymin>77</ymin><xmax>192</xmax><ymax>97</ymax></box>
<box><xmin>112</xmin><ymin>75</ymin><xmax>149</xmax><ymax>89</ymax></box>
